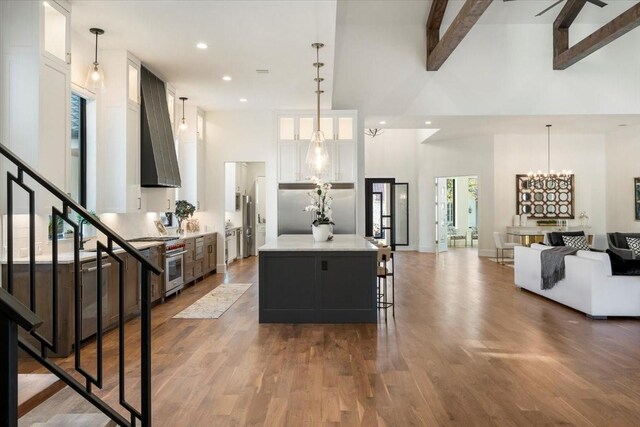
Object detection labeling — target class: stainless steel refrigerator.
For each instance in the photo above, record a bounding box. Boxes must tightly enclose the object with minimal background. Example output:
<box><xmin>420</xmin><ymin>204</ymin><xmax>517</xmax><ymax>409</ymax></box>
<box><xmin>242</xmin><ymin>195</ymin><xmax>255</xmax><ymax>257</ymax></box>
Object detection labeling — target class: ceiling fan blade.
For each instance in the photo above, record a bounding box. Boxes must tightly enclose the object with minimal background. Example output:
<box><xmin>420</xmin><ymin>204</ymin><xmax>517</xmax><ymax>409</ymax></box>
<box><xmin>586</xmin><ymin>0</ymin><xmax>607</xmax><ymax>8</ymax></box>
<box><xmin>535</xmin><ymin>0</ymin><xmax>565</xmax><ymax>17</ymax></box>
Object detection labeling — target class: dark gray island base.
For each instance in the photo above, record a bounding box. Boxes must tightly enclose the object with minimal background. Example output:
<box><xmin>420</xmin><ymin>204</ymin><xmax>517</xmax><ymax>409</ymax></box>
<box><xmin>258</xmin><ymin>235</ymin><xmax>378</xmax><ymax>323</ymax></box>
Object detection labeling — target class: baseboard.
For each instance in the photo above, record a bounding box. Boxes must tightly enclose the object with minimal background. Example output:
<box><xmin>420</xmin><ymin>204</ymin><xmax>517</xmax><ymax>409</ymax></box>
<box><xmin>478</xmin><ymin>249</ymin><xmax>495</xmax><ymax>258</ymax></box>
<box><xmin>419</xmin><ymin>245</ymin><xmax>436</xmax><ymax>253</ymax></box>
<box><xmin>217</xmin><ymin>263</ymin><xmax>227</xmax><ymax>273</ymax></box>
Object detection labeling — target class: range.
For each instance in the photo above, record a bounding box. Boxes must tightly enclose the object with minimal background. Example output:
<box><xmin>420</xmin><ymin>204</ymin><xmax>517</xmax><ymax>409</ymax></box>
<box><xmin>128</xmin><ymin>236</ymin><xmax>186</xmax><ymax>297</ymax></box>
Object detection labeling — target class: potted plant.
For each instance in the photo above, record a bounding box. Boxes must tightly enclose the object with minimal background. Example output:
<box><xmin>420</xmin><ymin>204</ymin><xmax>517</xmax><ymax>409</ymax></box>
<box><xmin>304</xmin><ymin>177</ymin><xmax>334</xmax><ymax>242</ymax></box>
<box><xmin>174</xmin><ymin>200</ymin><xmax>196</xmax><ymax>233</ymax></box>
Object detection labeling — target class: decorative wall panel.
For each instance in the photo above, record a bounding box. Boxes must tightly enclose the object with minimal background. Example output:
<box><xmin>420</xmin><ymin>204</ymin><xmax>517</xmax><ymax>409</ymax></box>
<box><xmin>516</xmin><ymin>174</ymin><xmax>574</xmax><ymax>219</ymax></box>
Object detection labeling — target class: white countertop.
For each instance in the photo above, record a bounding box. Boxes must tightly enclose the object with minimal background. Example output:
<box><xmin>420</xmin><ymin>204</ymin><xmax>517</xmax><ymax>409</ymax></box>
<box><xmin>2</xmin><ymin>231</ymin><xmax>218</xmax><ymax>265</ymax></box>
<box><xmin>2</xmin><ymin>241</ymin><xmax>164</xmax><ymax>265</ymax></box>
<box><xmin>259</xmin><ymin>234</ymin><xmax>377</xmax><ymax>252</ymax></box>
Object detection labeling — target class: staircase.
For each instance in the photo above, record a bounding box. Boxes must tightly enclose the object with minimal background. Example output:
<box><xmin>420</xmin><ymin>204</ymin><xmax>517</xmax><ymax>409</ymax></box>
<box><xmin>0</xmin><ymin>143</ymin><xmax>163</xmax><ymax>427</ymax></box>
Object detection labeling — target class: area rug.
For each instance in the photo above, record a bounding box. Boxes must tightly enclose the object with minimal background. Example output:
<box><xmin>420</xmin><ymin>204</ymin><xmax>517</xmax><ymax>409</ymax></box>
<box><xmin>172</xmin><ymin>283</ymin><xmax>252</xmax><ymax>319</ymax></box>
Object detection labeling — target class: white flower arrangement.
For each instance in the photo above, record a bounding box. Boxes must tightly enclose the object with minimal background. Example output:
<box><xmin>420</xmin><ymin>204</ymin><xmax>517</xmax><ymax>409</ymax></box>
<box><xmin>304</xmin><ymin>176</ymin><xmax>335</xmax><ymax>226</ymax></box>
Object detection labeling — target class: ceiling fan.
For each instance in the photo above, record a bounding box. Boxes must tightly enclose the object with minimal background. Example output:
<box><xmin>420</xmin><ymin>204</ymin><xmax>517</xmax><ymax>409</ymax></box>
<box><xmin>504</xmin><ymin>0</ymin><xmax>607</xmax><ymax>17</ymax></box>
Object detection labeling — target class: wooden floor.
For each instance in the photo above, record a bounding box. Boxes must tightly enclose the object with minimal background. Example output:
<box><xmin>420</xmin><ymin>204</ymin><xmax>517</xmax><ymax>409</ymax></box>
<box><xmin>21</xmin><ymin>249</ymin><xmax>640</xmax><ymax>426</ymax></box>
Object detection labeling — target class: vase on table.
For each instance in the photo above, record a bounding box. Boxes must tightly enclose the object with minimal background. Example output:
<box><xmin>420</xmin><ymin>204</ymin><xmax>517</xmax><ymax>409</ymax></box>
<box><xmin>312</xmin><ymin>224</ymin><xmax>331</xmax><ymax>242</ymax></box>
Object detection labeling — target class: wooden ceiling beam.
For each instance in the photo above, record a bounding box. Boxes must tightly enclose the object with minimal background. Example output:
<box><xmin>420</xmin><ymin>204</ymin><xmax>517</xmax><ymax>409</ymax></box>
<box><xmin>427</xmin><ymin>0</ymin><xmax>449</xmax><ymax>56</ymax></box>
<box><xmin>426</xmin><ymin>0</ymin><xmax>493</xmax><ymax>71</ymax></box>
<box><xmin>554</xmin><ymin>2</ymin><xmax>640</xmax><ymax>70</ymax></box>
<box><xmin>553</xmin><ymin>0</ymin><xmax>587</xmax><ymax>56</ymax></box>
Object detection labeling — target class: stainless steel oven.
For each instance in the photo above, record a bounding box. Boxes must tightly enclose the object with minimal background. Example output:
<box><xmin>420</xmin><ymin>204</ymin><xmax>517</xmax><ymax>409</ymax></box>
<box><xmin>165</xmin><ymin>240</ymin><xmax>186</xmax><ymax>297</ymax></box>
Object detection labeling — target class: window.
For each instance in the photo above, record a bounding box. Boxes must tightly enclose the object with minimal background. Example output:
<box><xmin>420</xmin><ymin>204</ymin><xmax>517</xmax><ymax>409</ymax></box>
<box><xmin>70</xmin><ymin>93</ymin><xmax>87</xmax><ymax>206</ymax></box>
<box><xmin>446</xmin><ymin>178</ymin><xmax>456</xmax><ymax>227</ymax></box>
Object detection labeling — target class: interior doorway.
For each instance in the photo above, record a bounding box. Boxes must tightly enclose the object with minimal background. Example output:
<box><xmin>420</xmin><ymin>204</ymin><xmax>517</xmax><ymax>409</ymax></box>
<box><xmin>224</xmin><ymin>161</ymin><xmax>265</xmax><ymax>269</ymax></box>
<box><xmin>365</xmin><ymin>178</ymin><xmax>409</xmax><ymax>251</ymax></box>
<box><xmin>435</xmin><ymin>176</ymin><xmax>478</xmax><ymax>252</ymax></box>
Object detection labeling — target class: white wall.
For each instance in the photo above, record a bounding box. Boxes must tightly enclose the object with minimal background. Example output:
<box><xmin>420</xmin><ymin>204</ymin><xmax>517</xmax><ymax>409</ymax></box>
<box><xmin>418</xmin><ymin>136</ymin><xmax>495</xmax><ymax>255</ymax></box>
<box><xmin>606</xmin><ymin>127</ymin><xmax>640</xmax><ymax>232</ymax></box>
<box><xmin>364</xmin><ymin>129</ymin><xmax>419</xmax><ymax>250</ymax></box>
<box><xmin>494</xmin><ymin>133</ymin><xmax>607</xmax><ymax>237</ymax></box>
<box><xmin>202</xmin><ymin>111</ymin><xmax>277</xmax><ymax>270</ymax></box>
<box><xmin>333</xmin><ymin>2</ymin><xmax>640</xmax><ymax>116</ymax></box>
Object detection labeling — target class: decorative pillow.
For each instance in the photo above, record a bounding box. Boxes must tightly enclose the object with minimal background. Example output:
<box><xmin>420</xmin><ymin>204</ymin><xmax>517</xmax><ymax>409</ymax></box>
<box><xmin>626</xmin><ymin>237</ymin><xmax>640</xmax><ymax>257</ymax></box>
<box><xmin>548</xmin><ymin>231</ymin><xmax>585</xmax><ymax>246</ymax></box>
<box><xmin>607</xmin><ymin>250</ymin><xmax>640</xmax><ymax>276</ymax></box>
<box><xmin>561</xmin><ymin>235</ymin><xmax>590</xmax><ymax>251</ymax></box>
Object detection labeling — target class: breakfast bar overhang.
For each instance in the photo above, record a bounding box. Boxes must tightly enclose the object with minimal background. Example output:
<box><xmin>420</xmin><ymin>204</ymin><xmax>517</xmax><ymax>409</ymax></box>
<box><xmin>258</xmin><ymin>235</ymin><xmax>378</xmax><ymax>323</ymax></box>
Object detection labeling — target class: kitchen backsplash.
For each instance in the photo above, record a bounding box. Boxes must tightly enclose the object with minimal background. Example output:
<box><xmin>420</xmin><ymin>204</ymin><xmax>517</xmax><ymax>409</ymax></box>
<box><xmin>1</xmin><ymin>211</ymin><xmax>209</xmax><ymax>259</ymax></box>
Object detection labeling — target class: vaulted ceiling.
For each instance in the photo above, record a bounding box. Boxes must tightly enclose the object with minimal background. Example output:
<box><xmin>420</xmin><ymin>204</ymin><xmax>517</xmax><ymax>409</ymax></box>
<box><xmin>71</xmin><ymin>0</ymin><xmax>640</xmax><ymax>121</ymax></box>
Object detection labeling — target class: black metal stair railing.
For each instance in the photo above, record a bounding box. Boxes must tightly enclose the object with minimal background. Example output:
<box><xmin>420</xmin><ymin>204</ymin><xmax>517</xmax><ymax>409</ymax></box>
<box><xmin>0</xmin><ymin>143</ymin><xmax>163</xmax><ymax>427</ymax></box>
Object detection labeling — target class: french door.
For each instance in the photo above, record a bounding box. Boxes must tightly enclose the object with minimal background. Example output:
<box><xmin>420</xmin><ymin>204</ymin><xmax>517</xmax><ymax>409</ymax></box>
<box><xmin>365</xmin><ymin>178</ymin><xmax>409</xmax><ymax>251</ymax></box>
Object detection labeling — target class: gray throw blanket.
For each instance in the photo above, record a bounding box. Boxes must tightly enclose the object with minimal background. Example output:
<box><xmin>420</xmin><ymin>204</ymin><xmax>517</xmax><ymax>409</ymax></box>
<box><xmin>540</xmin><ymin>246</ymin><xmax>579</xmax><ymax>290</ymax></box>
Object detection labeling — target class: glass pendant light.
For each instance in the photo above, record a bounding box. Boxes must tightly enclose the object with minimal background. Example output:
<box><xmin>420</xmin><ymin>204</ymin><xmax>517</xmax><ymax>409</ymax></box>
<box><xmin>305</xmin><ymin>43</ymin><xmax>330</xmax><ymax>176</ymax></box>
<box><xmin>178</xmin><ymin>97</ymin><xmax>188</xmax><ymax>132</ymax></box>
<box><xmin>85</xmin><ymin>28</ymin><xmax>105</xmax><ymax>92</ymax></box>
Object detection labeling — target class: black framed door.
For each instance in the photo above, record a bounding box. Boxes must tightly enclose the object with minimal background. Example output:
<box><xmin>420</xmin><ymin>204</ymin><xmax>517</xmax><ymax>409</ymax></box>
<box><xmin>365</xmin><ymin>179</ymin><xmax>409</xmax><ymax>251</ymax></box>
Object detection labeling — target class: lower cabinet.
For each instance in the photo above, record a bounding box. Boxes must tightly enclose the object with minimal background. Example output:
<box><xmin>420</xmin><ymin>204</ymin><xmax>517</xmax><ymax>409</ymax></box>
<box><xmin>106</xmin><ymin>253</ymin><xmax>140</xmax><ymax>330</ymax></box>
<box><xmin>147</xmin><ymin>245</ymin><xmax>163</xmax><ymax>303</ymax></box>
<box><xmin>259</xmin><ymin>251</ymin><xmax>377</xmax><ymax>323</ymax></box>
<box><xmin>204</xmin><ymin>234</ymin><xmax>217</xmax><ymax>274</ymax></box>
<box><xmin>182</xmin><ymin>233</ymin><xmax>218</xmax><ymax>287</ymax></box>
<box><xmin>2</xmin><ymin>263</ymin><xmax>75</xmax><ymax>357</ymax></box>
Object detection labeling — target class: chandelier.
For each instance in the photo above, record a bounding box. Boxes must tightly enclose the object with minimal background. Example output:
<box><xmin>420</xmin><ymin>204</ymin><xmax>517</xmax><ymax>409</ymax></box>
<box><xmin>527</xmin><ymin>125</ymin><xmax>572</xmax><ymax>187</ymax></box>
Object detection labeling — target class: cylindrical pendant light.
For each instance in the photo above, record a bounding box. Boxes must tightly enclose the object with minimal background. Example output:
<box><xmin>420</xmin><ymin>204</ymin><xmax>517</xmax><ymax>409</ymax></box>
<box><xmin>85</xmin><ymin>28</ymin><xmax>106</xmax><ymax>92</ymax></box>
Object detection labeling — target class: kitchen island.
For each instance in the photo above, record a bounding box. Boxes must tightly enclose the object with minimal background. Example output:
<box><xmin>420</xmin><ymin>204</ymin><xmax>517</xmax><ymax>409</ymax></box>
<box><xmin>258</xmin><ymin>234</ymin><xmax>378</xmax><ymax>323</ymax></box>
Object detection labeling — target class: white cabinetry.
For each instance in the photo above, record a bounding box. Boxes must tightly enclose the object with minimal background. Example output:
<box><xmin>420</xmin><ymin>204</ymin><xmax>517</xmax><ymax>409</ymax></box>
<box><xmin>277</xmin><ymin>112</ymin><xmax>356</xmax><ymax>183</ymax></box>
<box><xmin>177</xmin><ymin>106</ymin><xmax>206</xmax><ymax>211</ymax></box>
<box><xmin>228</xmin><ymin>229</ymin><xmax>238</xmax><ymax>262</ymax></box>
<box><xmin>99</xmin><ymin>51</ymin><xmax>142</xmax><ymax>213</ymax></box>
<box><xmin>0</xmin><ymin>0</ymin><xmax>71</xmax><ymax>213</ymax></box>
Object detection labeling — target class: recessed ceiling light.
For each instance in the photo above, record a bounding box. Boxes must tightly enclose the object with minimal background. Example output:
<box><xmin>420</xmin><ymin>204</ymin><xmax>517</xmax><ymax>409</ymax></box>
<box><xmin>222</xmin><ymin>75</ymin><xmax>232</xmax><ymax>81</ymax></box>
<box><xmin>379</xmin><ymin>121</ymin><xmax>386</xmax><ymax>125</ymax></box>
<box><xmin>239</xmin><ymin>98</ymin><xmax>247</xmax><ymax>102</ymax></box>
<box><xmin>425</xmin><ymin>121</ymin><xmax>432</xmax><ymax>125</ymax></box>
<box><xmin>196</xmin><ymin>42</ymin><xmax>208</xmax><ymax>49</ymax></box>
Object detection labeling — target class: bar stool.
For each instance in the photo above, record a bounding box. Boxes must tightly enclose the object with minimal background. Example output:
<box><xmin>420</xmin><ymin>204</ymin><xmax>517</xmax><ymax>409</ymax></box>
<box><xmin>377</xmin><ymin>246</ymin><xmax>394</xmax><ymax>320</ymax></box>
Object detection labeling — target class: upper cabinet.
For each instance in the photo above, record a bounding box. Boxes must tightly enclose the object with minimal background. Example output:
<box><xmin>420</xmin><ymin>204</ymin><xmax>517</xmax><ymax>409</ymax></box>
<box><xmin>177</xmin><ymin>105</ymin><xmax>206</xmax><ymax>211</ymax></box>
<box><xmin>276</xmin><ymin>111</ymin><xmax>357</xmax><ymax>184</ymax></box>
<box><xmin>42</xmin><ymin>0</ymin><xmax>71</xmax><ymax>67</ymax></box>
<box><xmin>98</xmin><ymin>51</ymin><xmax>142</xmax><ymax>213</ymax></box>
<box><xmin>127</xmin><ymin>60</ymin><xmax>140</xmax><ymax>106</ymax></box>
<box><xmin>0</xmin><ymin>0</ymin><xmax>71</xmax><ymax>214</ymax></box>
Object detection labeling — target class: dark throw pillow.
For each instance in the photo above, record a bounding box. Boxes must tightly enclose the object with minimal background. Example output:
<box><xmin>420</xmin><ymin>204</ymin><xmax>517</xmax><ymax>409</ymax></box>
<box><xmin>548</xmin><ymin>231</ymin><xmax>585</xmax><ymax>246</ymax></box>
<box><xmin>562</xmin><ymin>235</ymin><xmax>590</xmax><ymax>251</ymax></box>
<box><xmin>606</xmin><ymin>249</ymin><xmax>640</xmax><ymax>276</ymax></box>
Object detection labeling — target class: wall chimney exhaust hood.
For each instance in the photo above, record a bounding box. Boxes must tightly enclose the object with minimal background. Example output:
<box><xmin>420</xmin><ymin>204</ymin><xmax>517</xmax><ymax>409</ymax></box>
<box><xmin>140</xmin><ymin>66</ymin><xmax>181</xmax><ymax>188</ymax></box>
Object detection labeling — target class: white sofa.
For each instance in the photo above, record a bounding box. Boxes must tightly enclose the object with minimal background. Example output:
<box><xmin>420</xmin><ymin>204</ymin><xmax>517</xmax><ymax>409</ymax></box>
<box><xmin>514</xmin><ymin>244</ymin><xmax>640</xmax><ymax>318</ymax></box>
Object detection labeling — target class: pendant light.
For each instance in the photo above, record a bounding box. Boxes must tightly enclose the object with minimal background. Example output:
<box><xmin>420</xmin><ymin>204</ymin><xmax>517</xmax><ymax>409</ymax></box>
<box><xmin>85</xmin><ymin>28</ymin><xmax>105</xmax><ymax>92</ymax></box>
<box><xmin>178</xmin><ymin>97</ymin><xmax>188</xmax><ymax>132</ymax></box>
<box><xmin>527</xmin><ymin>125</ymin><xmax>572</xmax><ymax>187</ymax></box>
<box><xmin>305</xmin><ymin>43</ymin><xmax>330</xmax><ymax>176</ymax></box>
